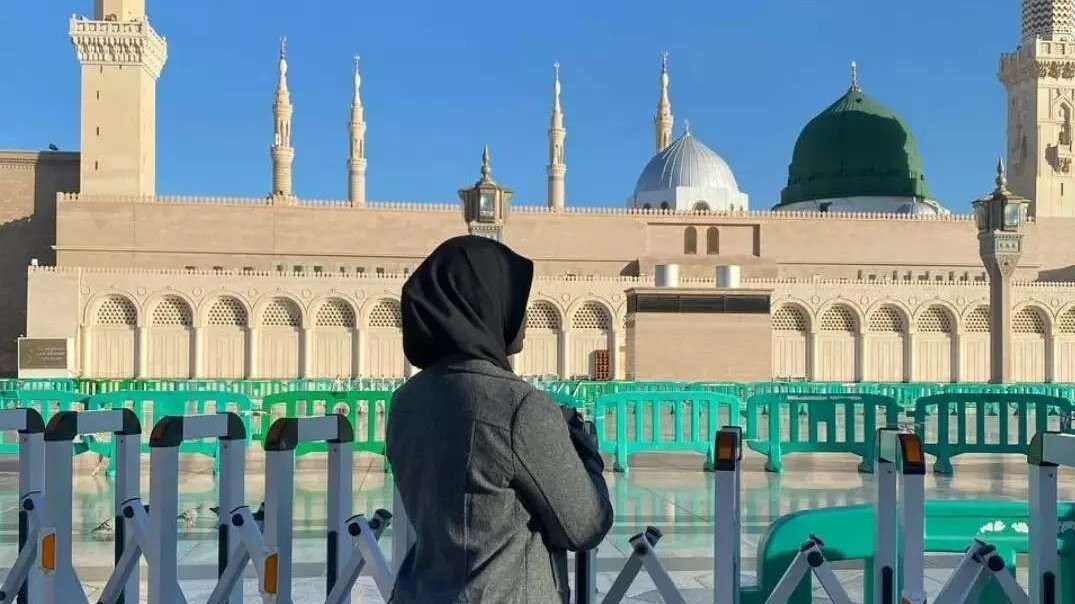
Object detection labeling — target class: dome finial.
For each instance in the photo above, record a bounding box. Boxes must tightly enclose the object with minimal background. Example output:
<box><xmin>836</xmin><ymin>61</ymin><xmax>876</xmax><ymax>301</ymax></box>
<box><xmin>280</xmin><ymin>36</ymin><xmax>288</xmax><ymax>59</ymax></box>
<box><xmin>850</xmin><ymin>60</ymin><xmax>861</xmax><ymax>92</ymax></box>
<box><xmin>481</xmin><ymin>144</ymin><xmax>492</xmax><ymax>181</ymax></box>
<box><xmin>995</xmin><ymin>156</ymin><xmax>1008</xmax><ymax>191</ymax></box>
<box><xmin>683</xmin><ymin>118</ymin><xmax>691</xmax><ymax>135</ymax></box>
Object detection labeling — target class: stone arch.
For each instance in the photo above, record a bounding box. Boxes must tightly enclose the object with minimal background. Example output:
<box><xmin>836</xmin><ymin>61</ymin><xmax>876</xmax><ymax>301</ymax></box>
<box><xmin>83</xmin><ymin>291</ymin><xmax>140</xmax><ymax>327</ymax></box>
<box><xmin>363</xmin><ymin>298</ymin><xmax>404</xmax><ymax>378</ymax></box>
<box><xmin>256</xmin><ymin>296</ymin><xmax>303</xmax><ymax>379</ymax></box>
<box><xmin>771</xmin><ymin>302</ymin><xmax>810</xmax><ymax>380</ymax></box>
<box><xmin>1055</xmin><ymin>305</ymin><xmax>1075</xmax><ymax>380</ymax></box>
<box><xmin>309</xmin><ymin>297</ymin><xmax>359</xmax><ymax>379</ymax></box>
<box><xmin>144</xmin><ymin>295</ymin><xmax>195</xmax><ymax>379</ymax></box>
<box><xmin>85</xmin><ymin>293</ymin><xmax>139</xmax><ymax>378</ymax></box>
<box><xmin>515</xmin><ymin>299</ymin><xmax>564</xmax><ymax>378</ymax></box>
<box><xmin>692</xmin><ymin>201</ymin><xmax>711</xmax><ymax>212</ymax></box>
<box><xmin>567</xmin><ymin>300</ymin><xmax>613</xmax><ymax>379</ymax></box>
<box><xmin>814</xmin><ymin>302</ymin><xmax>859</xmax><ymax>381</ymax></box>
<box><xmin>1012</xmin><ymin>304</ymin><xmax>1049</xmax><ymax>382</ymax></box>
<box><xmin>201</xmin><ymin>295</ymin><xmax>250</xmax><ymax>379</ymax></box>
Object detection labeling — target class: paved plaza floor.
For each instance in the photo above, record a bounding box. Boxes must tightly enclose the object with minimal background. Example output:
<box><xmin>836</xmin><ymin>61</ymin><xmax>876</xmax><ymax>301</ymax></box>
<box><xmin>0</xmin><ymin>447</ymin><xmax>1070</xmax><ymax>603</ymax></box>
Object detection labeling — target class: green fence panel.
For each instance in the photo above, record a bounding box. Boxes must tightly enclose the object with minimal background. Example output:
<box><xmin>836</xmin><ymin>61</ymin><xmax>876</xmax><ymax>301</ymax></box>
<box><xmin>745</xmin><ymin>393</ymin><xmax>900</xmax><ymax>473</ymax></box>
<box><xmin>743</xmin><ymin>500</ymin><xmax>1075</xmax><ymax>604</ymax></box>
<box><xmin>0</xmin><ymin>390</ymin><xmax>92</xmax><ymax>456</ymax></box>
<box><xmin>853</xmin><ymin>382</ymin><xmax>944</xmax><ymax>409</ymax></box>
<box><xmin>86</xmin><ymin>390</ymin><xmax>254</xmax><ymax>473</ymax></box>
<box><xmin>259</xmin><ymin>390</ymin><xmax>393</xmax><ymax>469</ymax></box>
<box><xmin>913</xmin><ymin>392</ymin><xmax>1073</xmax><ymax>474</ymax></box>
<box><xmin>593</xmin><ymin>391</ymin><xmax>740</xmax><ymax>472</ymax></box>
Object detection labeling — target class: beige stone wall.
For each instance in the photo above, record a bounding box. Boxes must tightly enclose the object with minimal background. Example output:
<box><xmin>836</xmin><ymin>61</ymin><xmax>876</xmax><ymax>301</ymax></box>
<box><xmin>0</xmin><ymin>152</ymin><xmax>79</xmax><ymax>374</ymax></box>
<box><xmin>55</xmin><ymin>197</ymin><xmax>1075</xmax><ymax>282</ymax></box>
<box><xmin>25</xmin><ymin>265</ymin><xmax>1075</xmax><ymax>382</ymax></box>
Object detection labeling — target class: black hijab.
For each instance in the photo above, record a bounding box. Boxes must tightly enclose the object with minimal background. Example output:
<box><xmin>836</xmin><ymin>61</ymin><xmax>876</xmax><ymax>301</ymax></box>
<box><xmin>402</xmin><ymin>236</ymin><xmax>534</xmax><ymax>371</ymax></box>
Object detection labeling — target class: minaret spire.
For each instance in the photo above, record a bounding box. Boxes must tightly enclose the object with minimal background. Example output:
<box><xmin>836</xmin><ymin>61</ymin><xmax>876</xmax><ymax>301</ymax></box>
<box><xmin>272</xmin><ymin>36</ymin><xmax>295</xmax><ymax>198</ymax></box>
<box><xmin>480</xmin><ymin>144</ymin><xmax>494</xmax><ymax>183</ymax></box>
<box><xmin>348</xmin><ymin>54</ymin><xmax>367</xmax><ymax>206</ymax></box>
<box><xmin>849</xmin><ymin>60</ymin><xmax>861</xmax><ymax>92</ymax></box>
<box><xmin>654</xmin><ymin>51</ymin><xmax>674</xmax><ymax>153</ymax></box>
<box><xmin>547</xmin><ymin>61</ymin><xmax>567</xmax><ymax>211</ymax></box>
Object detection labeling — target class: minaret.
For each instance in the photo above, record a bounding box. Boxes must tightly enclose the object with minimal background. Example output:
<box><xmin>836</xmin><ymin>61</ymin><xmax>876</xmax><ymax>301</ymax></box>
<box><xmin>272</xmin><ymin>37</ymin><xmax>295</xmax><ymax>198</ymax></box>
<box><xmin>348</xmin><ymin>55</ymin><xmax>367</xmax><ymax>206</ymax></box>
<box><xmin>654</xmin><ymin>52</ymin><xmax>674</xmax><ymax>153</ymax></box>
<box><xmin>1001</xmin><ymin>0</ymin><xmax>1075</xmax><ymax>217</ymax></box>
<box><xmin>547</xmin><ymin>62</ymin><xmax>567</xmax><ymax>211</ymax></box>
<box><xmin>70</xmin><ymin>0</ymin><xmax>167</xmax><ymax>196</ymax></box>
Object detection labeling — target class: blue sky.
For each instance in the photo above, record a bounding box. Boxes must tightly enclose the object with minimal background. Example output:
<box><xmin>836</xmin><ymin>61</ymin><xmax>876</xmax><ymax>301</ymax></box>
<box><xmin>3</xmin><ymin>0</ymin><xmax>1017</xmax><ymax>211</ymax></box>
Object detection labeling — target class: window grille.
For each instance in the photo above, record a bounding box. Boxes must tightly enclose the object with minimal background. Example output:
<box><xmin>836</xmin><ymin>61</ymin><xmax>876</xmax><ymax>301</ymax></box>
<box><xmin>916</xmin><ymin>306</ymin><xmax>953</xmax><ymax>334</ymax></box>
<box><xmin>1013</xmin><ymin>307</ymin><xmax>1047</xmax><ymax>334</ymax></box>
<box><xmin>572</xmin><ymin>302</ymin><xmax>611</xmax><ymax>330</ymax></box>
<box><xmin>868</xmin><ymin>306</ymin><xmax>905</xmax><ymax>333</ymax></box>
<box><xmin>819</xmin><ymin>305</ymin><xmax>856</xmax><ymax>332</ymax></box>
<box><xmin>152</xmin><ymin>296</ymin><xmax>193</xmax><ymax>327</ymax></box>
<box><xmin>316</xmin><ymin>299</ymin><xmax>356</xmax><ymax>328</ymax></box>
<box><xmin>263</xmin><ymin>298</ymin><xmax>301</xmax><ymax>327</ymax></box>
<box><xmin>771</xmin><ymin>305</ymin><xmax>808</xmax><ymax>332</ymax></box>
<box><xmin>526</xmin><ymin>302</ymin><xmax>561</xmax><ymax>330</ymax></box>
<box><xmin>96</xmin><ymin>296</ymin><xmax>137</xmax><ymax>326</ymax></box>
<box><xmin>207</xmin><ymin>297</ymin><xmax>248</xmax><ymax>327</ymax></box>
<box><xmin>964</xmin><ymin>306</ymin><xmax>991</xmax><ymax>333</ymax></box>
<box><xmin>368</xmin><ymin>299</ymin><xmax>402</xmax><ymax>328</ymax></box>
<box><xmin>1058</xmin><ymin>309</ymin><xmax>1075</xmax><ymax>334</ymax></box>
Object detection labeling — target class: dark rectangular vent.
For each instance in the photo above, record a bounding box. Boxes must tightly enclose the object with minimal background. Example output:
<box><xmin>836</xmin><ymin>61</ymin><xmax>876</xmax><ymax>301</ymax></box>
<box><xmin>631</xmin><ymin>293</ymin><xmax>770</xmax><ymax>315</ymax></box>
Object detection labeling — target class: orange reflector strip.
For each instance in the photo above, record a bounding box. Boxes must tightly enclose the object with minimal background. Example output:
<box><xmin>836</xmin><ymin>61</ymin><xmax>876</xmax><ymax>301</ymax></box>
<box><xmin>716</xmin><ymin>433</ymin><xmax>735</xmax><ymax>462</ymax></box>
<box><xmin>263</xmin><ymin>552</ymin><xmax>279</xmax><ymax>595</ymax></box>
<box><xmin>40</xmin><ymin>532</ymin><xmax>56</xmax><ymax>572</ymax></box>
<box><xmin>901</xmin><ymin>435</ymin><xmax>923</xmax><ymax>465</ymax></box>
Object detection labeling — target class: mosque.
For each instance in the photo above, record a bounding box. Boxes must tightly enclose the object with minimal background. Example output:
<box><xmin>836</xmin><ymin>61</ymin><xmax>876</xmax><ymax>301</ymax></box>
<box><xmin>6</xmin><ymin>0</ymin><xmax>1075</xmax><ymax>383</ymax></box>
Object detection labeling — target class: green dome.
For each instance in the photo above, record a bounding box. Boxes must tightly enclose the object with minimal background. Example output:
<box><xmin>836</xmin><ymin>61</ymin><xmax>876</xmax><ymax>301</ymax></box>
<box><xmin>779</xmin><ymin>86</ymin><xmax>931</xmax><ymax>206</ymax></box>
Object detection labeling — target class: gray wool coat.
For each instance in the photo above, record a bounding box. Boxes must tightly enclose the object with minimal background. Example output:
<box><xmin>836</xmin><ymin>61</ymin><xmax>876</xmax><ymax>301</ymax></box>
<box><xmin>386</xmin><ymin>359</ymin><xmax>613</xmax><ymax>604</ymax></box>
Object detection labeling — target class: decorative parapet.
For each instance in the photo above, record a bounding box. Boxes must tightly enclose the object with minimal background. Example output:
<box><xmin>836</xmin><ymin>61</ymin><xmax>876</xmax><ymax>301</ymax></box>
<box><xmin>56</xmin><ymin>193</ymin><xmax>460</xmax><ymax>212</ymax></box>
<box><xmin>0</xmin><ymin>151</ymin><xmax>79</xmax><ymax>170</ymax></box>
<box><xmin>513</xmin><ymin>204</ymin><xmax>977</xmax><ymax>222</ymax></box>
<box><xmin>69</xmin><ymin>16</ymin><xmax>168</xmax><ymax>78</ymax></box>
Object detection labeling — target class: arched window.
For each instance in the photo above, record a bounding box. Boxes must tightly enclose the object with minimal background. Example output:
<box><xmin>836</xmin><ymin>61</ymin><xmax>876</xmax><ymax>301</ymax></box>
<box><xmin>772</xmin><ymin>305</ymin><xmax>808</xmax><ymax>332</ymax></box>
<box><xmin>868</xmin><ymin>306</ymin><xmax>906</xmax><ymax>333</ymax></box>
<box><xmin>1013</xmin><ymin>307</ymin><xmax>1047</xmax><ymax>334</ymax></box>
<box><xmin>1058</xmin><ymin>308</ymin><xmax>1075</xmax><ymax>334</ymax></box>
<box><xmin>641</xmin><ymin>203</ymin><xmax>652</xmax><ymax>210</ymax></box>
<box><xmin>262</xmin><ymin>298</ymin><xmax>302</xmax><ymax>327</ymax></box>
<box><xmin>917</xmin><ymin>306</ymin><xmax>953</xmax><ymax>334</ymax></box>
<box><xmin>526</xmin><ymin>302</ymin><xmax>562</xmax><ymax>330</ymax></box>
<box><xmin>693</xmin><ymin>201</ymin><xmax>710</xmax><ymax>212</ymax></box>
<box><xmin>315</xmin><ymin>299</ymin><xmax>356</xmax><ymax>328</ymax></box>
<box><xmin>684</xmin><ymin>227</ymin><xmax>698</xmax><ymax>254</ymax></box>
<box><xmin>965</xmin><ymin>306</ymin><xmax>991</xmax><ymax>333</ymax></box>
<box><xmin>368</xmin><ymin>299</ymin><xmax>402</xmax><ymax>328</ymax></box>
<box><xmin>819</xmin><ymin>305</ymin><xmax>856</xmax><ymax>332</ymax></box>
<box><xmin>659</xmin><ymin>201</ymin><xmax>670</xmax><ymax>210</ymax></box>
<box><xmin>95</xmin><ymin>296</ymin><xmax>137</xmax><ymax>326</ymax></box>
<box><xmin>152</xmin><ymin>296</ymin><xmax>193</xmax><ymax>327</ymax></box>
<box><xmin>706</xmin><ymin>227</ymin><xmax>719</xmax><ymax>255</ymax></box>
<box><xmin>572</xmin><ymin>302</ymin><xmax>611</xmax><ymax>330</ymax></box>
<box><xmin>207</xmin><ymin>297</ymin><xmax>248</xmax><ymax>327</ymax></box>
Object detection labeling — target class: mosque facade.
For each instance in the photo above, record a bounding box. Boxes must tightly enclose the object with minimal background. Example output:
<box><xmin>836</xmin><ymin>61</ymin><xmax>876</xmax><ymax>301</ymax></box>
<box><xmin>6</xmin><ymin>0</ymin><xmax>1075</xmax><ymax>382</ymax></box>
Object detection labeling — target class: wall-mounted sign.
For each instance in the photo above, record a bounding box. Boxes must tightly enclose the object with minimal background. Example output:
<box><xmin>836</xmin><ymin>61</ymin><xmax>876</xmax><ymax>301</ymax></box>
<box><xmin>19</xmin><ymin>338</ymin><xmax>71</xmax><ymax>372</ymax></box>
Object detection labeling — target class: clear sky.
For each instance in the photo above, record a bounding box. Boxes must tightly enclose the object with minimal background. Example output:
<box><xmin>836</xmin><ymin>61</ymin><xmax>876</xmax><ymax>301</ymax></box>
<box><xmin>3</xmin><ymin>0</ymin><xmax>1018</xmax><ymax>211</ymax></box>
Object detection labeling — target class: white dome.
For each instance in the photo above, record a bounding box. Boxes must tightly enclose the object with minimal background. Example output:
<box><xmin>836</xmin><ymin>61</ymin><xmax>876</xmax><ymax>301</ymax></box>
<box><xmin>633</xmin><ymin>132</ymin><xmax>741</xmax><ymax>196</ymax></box>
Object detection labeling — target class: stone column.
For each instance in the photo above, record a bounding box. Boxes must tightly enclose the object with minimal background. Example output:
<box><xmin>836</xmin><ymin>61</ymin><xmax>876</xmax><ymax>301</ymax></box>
<box><xmin>246</xmin><ymin>327</ymin><xmax>258</xmax><ymax>379</ymax></box>
<box><xmin>192</xmin><ymin>326</ymin><xmax>204</xmax><ymax>379</ymax></box>
<box><xmin>985</xmin><ymin>257</ymin><xmax>1016</xmax><ymax>384</ymax></box>
<box><xmin>904</xmin><ymin>330</ymin><xmax>916</xmax><ymax>383</ymax></box>
<box><xmin>136</xmin><ymin>325</ymin><xmax>148</xmax><ymax>379</ymax></box>
<box><xmin>559</xmin><ymin>330</ymin><xmax>572</xmax><ymax>379</ymax></box>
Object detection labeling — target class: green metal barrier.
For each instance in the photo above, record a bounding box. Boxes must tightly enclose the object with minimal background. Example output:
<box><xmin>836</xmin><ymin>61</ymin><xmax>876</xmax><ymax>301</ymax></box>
<box><xmin>853</xmin><ymin>382</ymin><xmax>944</xmax><ymax>409</ymax></box>
<box><xmin>0</xmin><ymin>390</ymin><xmax>92</xmax><ymax>456</ymax></box>
<box><xmin>259</xmin><ymin>390</ymin><xmax>393</xmax><ymax>469</ymax></box>
<box><xmin>85</xmin><ymin>390</ymin><xmax>254</xmax><ymax>473</ymax></box>
<box><xmin>913</xmin><ymin>392</ymin><xmax>1073</xmax><ymax>474</ymax></box>
<box><xmin>593</xmin><ymin>391</ymin><xmax>740</xmax><ymax>472</ymax></box>
<box><xmin>745</xmin><ymin>393</ymin><xmax>900</xmax><ymax>473</ymax></box>
<box><xmin>744</xmin><ymin>500</ymin><xmax>1075</xmax><ymax>604</ymax></box>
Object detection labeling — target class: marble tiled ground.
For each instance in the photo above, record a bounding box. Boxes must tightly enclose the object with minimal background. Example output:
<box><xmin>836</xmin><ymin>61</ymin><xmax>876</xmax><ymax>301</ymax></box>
<box><xmin>0</xmin><ymin>447</ymin><xmax>1070</xmax><ymax>603</ymax></box>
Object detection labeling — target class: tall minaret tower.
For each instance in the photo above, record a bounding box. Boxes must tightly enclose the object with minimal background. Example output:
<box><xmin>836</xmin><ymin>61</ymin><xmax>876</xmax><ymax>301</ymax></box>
<box><xmin>547</xmin><ymin>62</ymin><xmax>567</xmax><ymax>211</ymax></box>
<box><xmin>70</xmin><ymin>0</ymin><xmax>167</xmax><ymax>196</ymax></box>
<box><xmin>348</xmin><ymin>55</ymin><xmax>368</xmax><ymax>206</ymax></box>
<box><xmin>654</xmin><ymin>52</ymin><xmax>674</xmax><ymax>153</ymax></box>
<box><xmin>1001</xmin><ymin>0</ymin><xmax>1075</xmax><ymax>217</ymax></box>
<box><xmin>272</xmin><ymin>37</ymin><xmax>295</xmax><ymax>198</ymax></box>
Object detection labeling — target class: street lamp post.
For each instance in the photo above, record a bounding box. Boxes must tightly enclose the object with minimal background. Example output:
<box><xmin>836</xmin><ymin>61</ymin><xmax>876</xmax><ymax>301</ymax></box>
<box><xmin>973</xmin><ymin>160</ymin><xmax>1030</xmax><ymax>384</ymax></box>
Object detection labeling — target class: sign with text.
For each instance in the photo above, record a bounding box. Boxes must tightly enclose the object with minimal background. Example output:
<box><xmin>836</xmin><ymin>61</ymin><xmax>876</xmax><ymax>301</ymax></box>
<box><xmin>18</xmin><ymin>338</ymin><xmax>70</xmax><ymax>371</ymax></box>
